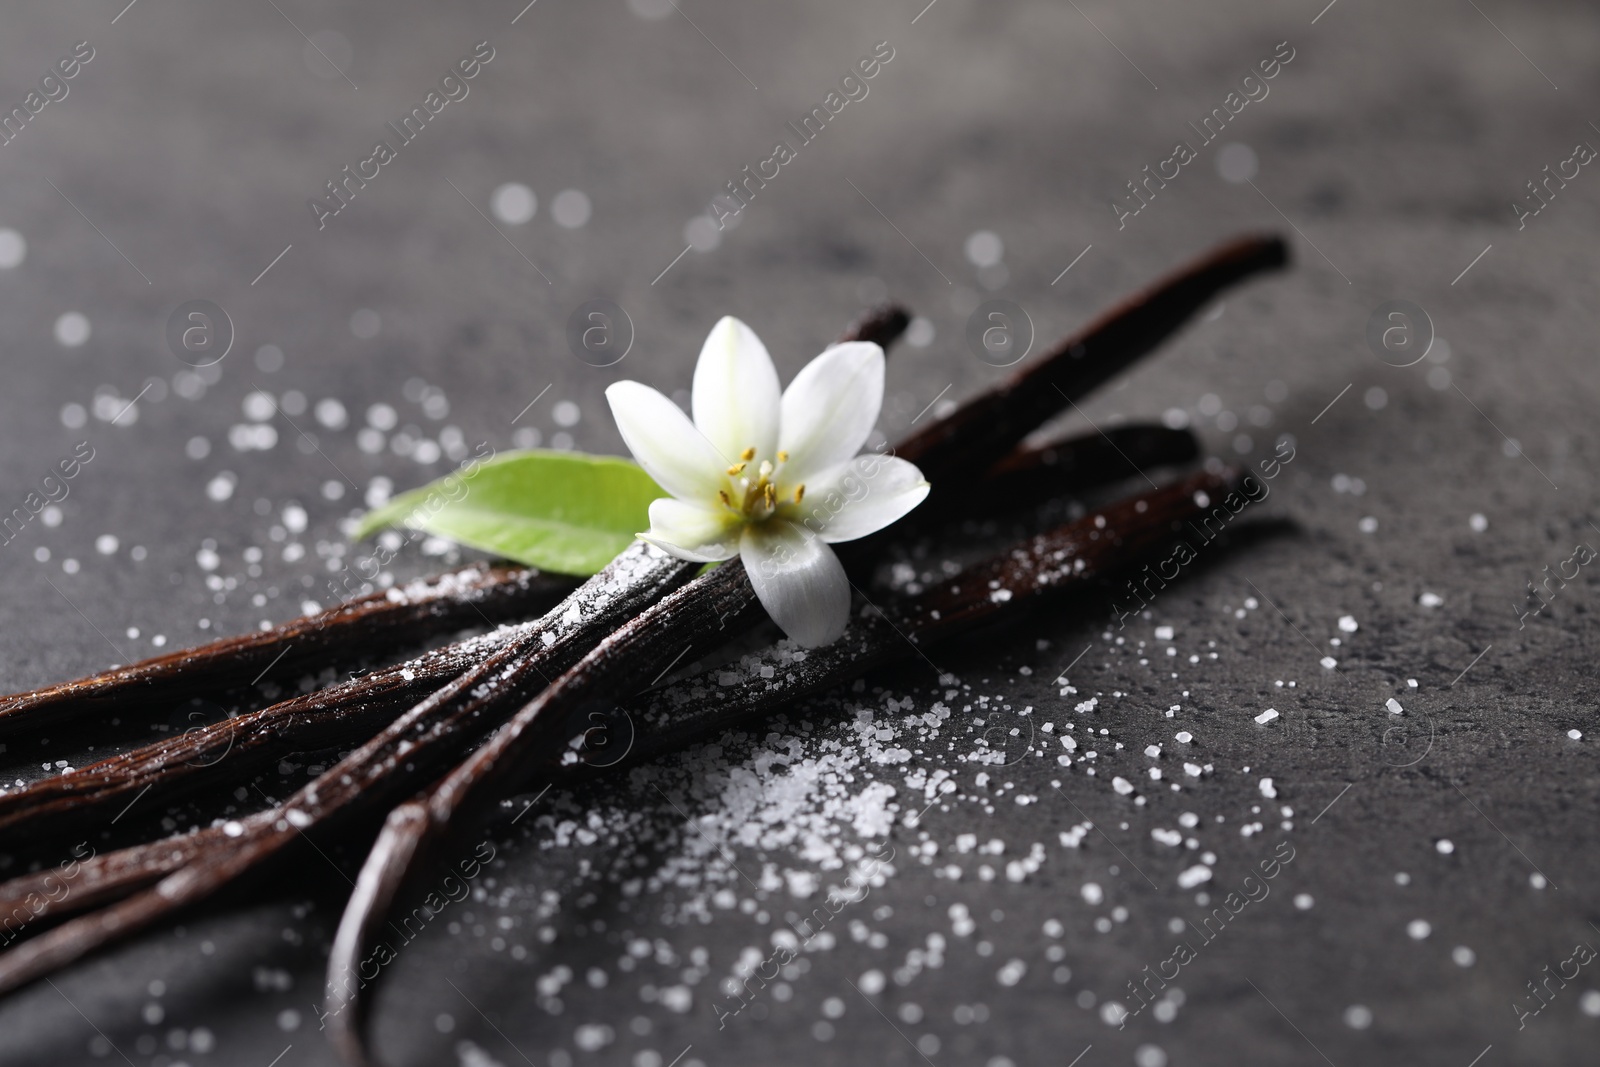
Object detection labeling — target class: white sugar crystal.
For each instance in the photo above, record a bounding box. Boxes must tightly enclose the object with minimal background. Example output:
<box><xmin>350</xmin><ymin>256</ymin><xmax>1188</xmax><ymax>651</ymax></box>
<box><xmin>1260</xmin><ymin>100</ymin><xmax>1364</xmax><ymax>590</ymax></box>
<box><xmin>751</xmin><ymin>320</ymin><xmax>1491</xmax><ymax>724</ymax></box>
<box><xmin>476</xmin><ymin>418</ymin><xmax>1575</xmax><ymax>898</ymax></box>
<box><xmin>1320</xmin><ymin>657</ymin><xmax>1337</xmax><ymax>670</ymax></box>
<box><xmin>1081</xmin><ymin>882</ymin><xmax>1103</xmax><ymax>905</ymax></box>
<box><xmin>1419</xmin><ymin>592</ymin><xmax>1444</xmax><ymax>608</ymax></box>
<box><xmin>1406</xmin><ymin>919</ymin><xmax>1431</xmax><ymax>940</ymax></box>
<box><xmin>1338</xmin><ymin>615</ymin><xmax>1358</xmax><ymax>632</ymax></box>
<box><xmin>1176</xmin><ymin>865</ymin><xmax>1212</xmax><ymax>889</ymax></box>
<box><xmin>1386</xmin><ymin>698</ymin><xmax>1403</xmax><ymax>714</ymax></box>
<box><xmin>1174</xmin><ymin>731</ymin><xmax>1192</xmax><ymax>744</ymax></box>
<box><xmin>1112</xmin><ymin>776</ymin><xmax>1134</xmax><ymax>795</ymax></box>
<box><xmin>1258</xmin><ymin>777</ymin><xmax>1276</xmax><ymax>799</ymax></box>
<box><xmin>1255</xmin><ymin>708</ymin><xmax>1279</xmax><ymax>724</ymax></box>
<box><xmin>1154</xmin><ymin>626</ymin><xmax>1174</xmax><ymax>640</ymax></box>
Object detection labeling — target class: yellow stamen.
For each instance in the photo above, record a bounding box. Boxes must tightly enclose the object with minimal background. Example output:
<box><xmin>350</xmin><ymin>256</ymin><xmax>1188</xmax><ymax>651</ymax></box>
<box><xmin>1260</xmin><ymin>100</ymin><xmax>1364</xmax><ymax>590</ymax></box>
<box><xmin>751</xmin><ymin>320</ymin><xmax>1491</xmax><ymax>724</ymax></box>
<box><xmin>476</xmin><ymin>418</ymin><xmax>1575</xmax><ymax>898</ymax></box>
<box><xmin>777</xmin><ymin>451</ymin><xmax>789</xmax><ymax>463</ymax></box>
<box><xmin>719</xmin><ymin>490</ymin><xmax>732</xmax><ymax>507</ymax></box>
<box><xmin>726</xmin><ymin>462</ymin><xmax>747</xmax><ymax>476</ymax></box>
<box><xmin>793</xmin><ymin>484</ymin><xmax>805</xmax><ymax>503</ymax></box>
<box><xmin>764</xmin><ymin>483</ymin><xmax>777</xmax><ymax>508</ymax></box>
<box><xmin>740</xmin><ymin>446</ymin><xmax>756</xmax><ymax>461</ymax></box>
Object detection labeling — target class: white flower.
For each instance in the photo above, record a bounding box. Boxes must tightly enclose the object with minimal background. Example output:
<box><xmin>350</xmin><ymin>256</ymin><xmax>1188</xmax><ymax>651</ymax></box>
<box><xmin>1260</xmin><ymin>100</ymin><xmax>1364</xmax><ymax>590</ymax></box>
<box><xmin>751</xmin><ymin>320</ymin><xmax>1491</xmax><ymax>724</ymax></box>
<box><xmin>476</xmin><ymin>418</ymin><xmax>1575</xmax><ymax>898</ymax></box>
<box><xmin>605</xmin><ymin>316</ymin><xmax>930</xmax><ymax>647</ymax></box>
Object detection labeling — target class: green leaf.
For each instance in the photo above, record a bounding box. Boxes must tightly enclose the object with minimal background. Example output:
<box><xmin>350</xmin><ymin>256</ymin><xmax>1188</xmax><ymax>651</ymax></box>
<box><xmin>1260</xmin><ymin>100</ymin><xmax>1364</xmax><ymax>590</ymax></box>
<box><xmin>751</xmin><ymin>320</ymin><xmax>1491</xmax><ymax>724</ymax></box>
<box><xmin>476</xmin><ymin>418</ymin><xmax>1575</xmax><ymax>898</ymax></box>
<box><xmin>353</xmin><ymin>449</ymin><xmax>664</xmax><ymax>576</ymax></box>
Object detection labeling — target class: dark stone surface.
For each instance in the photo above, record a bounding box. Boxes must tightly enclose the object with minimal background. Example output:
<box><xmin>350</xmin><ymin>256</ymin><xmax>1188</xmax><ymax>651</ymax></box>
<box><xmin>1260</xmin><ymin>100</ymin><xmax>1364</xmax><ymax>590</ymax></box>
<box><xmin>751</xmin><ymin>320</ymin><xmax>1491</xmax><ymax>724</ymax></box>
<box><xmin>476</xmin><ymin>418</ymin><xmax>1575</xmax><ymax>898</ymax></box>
<box><xmin>0</xmin><ymin>1</ymin><xmax>1596</xmax><ymax>1065</ymax></box>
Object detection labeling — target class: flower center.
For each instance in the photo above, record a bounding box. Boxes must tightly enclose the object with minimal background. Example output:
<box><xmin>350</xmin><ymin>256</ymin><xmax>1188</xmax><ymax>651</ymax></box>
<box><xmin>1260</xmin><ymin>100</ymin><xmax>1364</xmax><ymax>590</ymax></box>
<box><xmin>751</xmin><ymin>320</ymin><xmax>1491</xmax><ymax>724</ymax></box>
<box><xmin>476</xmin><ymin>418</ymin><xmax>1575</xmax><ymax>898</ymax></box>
<box><xmin>720</xmin><ymin>447</ymin><xmax>803</xmax><ymax>523</ymax></box>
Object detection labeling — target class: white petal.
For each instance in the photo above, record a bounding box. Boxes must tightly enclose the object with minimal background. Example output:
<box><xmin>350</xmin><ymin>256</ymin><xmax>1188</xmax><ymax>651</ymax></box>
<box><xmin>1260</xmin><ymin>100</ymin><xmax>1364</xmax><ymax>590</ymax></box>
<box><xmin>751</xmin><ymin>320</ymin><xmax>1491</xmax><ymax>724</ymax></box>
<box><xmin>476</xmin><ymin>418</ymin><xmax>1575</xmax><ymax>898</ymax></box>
<box><xmin>692</xmin><ymin>316</ymin><xmax>780</xmax><ymax>461</ymax></box>
<box><xmin>786</xmin><ymin>455</ymin><xmax>930</xmax><ymax>543</ymax></box>
<box><xmin>642</xmin><ymin>498</ymin><xmax>740</xmax><ymax>562</ymax></box>
<box><xmin>740</xmin><ymin>520</ymin><xmax>851</xmax><ymax>648</ymax></box>
<box><xmin>777</xmin><ymin>342</ymin><xmax>884</xmax><ymax>482</ymax></box>
<box><xmin>605</xmin><ymin>381</ymin><xmax>729</xmax><ymax>503</ymax></box>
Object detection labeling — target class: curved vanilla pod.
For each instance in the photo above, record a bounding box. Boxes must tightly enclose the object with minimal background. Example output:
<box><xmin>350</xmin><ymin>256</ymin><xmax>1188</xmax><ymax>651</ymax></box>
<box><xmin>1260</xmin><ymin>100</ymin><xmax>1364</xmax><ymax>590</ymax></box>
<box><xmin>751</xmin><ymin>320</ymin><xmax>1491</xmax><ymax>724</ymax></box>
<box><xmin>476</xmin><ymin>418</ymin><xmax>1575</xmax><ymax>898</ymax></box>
<box><xmin>977</xmin><ymin>424</ymin><xmax>1198</xmax><ymax>507</ymax></box>
<box><xmin>0</xmin><ymin>562</ymin><xmax>573</xmax><ymax>736</ymax></box>
<box><xmin>896</xmin><ymin>234</ymin><xmax>1286</xmax><ymax>484</ymax></box>
<box><xmin>624</xmin><ymin>466</ymin><xmax>1247</xmax><ymax>764</ymax></box>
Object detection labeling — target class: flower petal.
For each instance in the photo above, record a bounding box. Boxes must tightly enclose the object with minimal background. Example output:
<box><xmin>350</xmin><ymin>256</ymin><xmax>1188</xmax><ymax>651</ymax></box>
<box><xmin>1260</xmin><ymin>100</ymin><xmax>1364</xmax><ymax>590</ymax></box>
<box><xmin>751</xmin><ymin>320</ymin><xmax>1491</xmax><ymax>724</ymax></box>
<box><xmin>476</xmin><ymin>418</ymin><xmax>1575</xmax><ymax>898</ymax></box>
<box><xmin>692</xmin><ymin>316</ymin><xmax>780</xmax><ymax>462</ymax></box>
<box><xmin>605</xmin><ymin>381</ymin><xmax>728</xmax><ymax>502</ymax></box>
<box><xmin>777</xmin><ymin>342</ymin><xmax>884</xmax><ymax>482</ymax></box>
<box><xmin>740</xmin><ymin>520</ymin><xmax>851</xmax><ymax>648</ymax></box>
<box><xmin>785</xmin><ymin>456</ymin><xmax>930</xmax><ymax>543</ymax></box>
<box><xmin>641</xmin><ymin>498</ymin><xmax>740</xmax><ymax>562</ymax></box>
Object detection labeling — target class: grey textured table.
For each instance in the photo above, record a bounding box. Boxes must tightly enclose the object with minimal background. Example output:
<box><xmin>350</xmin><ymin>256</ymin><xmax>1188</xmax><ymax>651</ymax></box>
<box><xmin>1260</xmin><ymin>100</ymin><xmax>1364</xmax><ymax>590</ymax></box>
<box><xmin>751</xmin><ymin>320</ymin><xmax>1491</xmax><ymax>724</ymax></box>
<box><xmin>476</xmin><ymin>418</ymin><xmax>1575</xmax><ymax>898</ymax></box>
<box><xmin>0</xmin><ymin>2</ymin><xmax>1596</xmax><ymax>1065</ymax></box>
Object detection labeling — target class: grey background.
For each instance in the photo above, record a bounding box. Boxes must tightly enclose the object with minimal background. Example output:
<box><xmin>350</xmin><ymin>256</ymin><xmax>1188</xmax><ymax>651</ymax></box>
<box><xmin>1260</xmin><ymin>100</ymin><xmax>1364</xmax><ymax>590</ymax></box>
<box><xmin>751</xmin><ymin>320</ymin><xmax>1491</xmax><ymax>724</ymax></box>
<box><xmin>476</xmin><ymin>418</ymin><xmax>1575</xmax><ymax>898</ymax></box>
<box><xmin>0</xmin><ymin>1</ymin><xmax>1596</xmax><ymax>1065</ymax></box>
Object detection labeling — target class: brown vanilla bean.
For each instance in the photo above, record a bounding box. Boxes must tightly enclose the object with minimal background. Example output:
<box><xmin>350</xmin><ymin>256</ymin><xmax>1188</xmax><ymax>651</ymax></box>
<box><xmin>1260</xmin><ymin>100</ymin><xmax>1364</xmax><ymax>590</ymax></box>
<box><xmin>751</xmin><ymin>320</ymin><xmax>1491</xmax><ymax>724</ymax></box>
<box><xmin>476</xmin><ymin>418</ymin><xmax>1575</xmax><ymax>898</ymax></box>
<box><xmin>941</xmin><ymin>423</ymin><xmax>1198</xmax><ymax>522</ymax></box>
<box><xmin>0</xmin><ymin>562</ymin><xmax>573</xmax><ymax>737</ymax></box>
<box><xmin>623</xmin><ymin>467</ymin><xmax>1249</xmax><ymax>763</ymax></box>
<box><xmin>896</xmin><ymin>235</ymin><xmax>1286</xmax><ymax>484</ymax></box>
<box><xmin>327</xmin><ymin>563</ymin><xmax>763</xmax><ymax>1064</ymax></box>
<box><xmin>983</xmin><ymin>424</ymin><xmax>1198</xmax><ymax>494</ymax></box>
<box><xmin>837</xmin><ymin>302</ymin><xmax>911</xmax><ymax>347</ymax></box>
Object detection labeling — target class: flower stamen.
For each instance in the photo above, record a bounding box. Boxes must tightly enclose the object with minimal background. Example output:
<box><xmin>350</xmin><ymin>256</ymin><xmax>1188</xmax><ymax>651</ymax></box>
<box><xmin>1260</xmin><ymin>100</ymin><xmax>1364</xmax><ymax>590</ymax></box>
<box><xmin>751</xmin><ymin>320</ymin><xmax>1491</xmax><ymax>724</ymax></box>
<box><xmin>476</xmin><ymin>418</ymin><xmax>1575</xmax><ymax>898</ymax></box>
<box><xmin>739</xmin><ymin>446</ymin><xmax>756</xmax><ymax>462</ymax></box>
